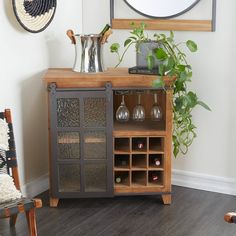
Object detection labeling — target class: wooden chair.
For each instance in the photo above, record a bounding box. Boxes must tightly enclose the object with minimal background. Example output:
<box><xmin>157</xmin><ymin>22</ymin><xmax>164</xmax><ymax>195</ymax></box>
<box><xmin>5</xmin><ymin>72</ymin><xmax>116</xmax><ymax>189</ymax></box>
<box><xmin>0</xmin><ymin>109</ymin><xmax>42</xmax><ymax>236</ymax></box>
<box><xmin>224</xmin><ymin>212</ymin><xmax>236</xmax><ymax>224</ymax></box>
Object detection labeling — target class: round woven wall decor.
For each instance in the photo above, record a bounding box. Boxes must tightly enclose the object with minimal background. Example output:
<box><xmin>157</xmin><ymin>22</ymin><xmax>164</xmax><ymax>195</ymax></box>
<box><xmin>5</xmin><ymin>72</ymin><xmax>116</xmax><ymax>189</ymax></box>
<box><xmin>12</xmin><ymin>0</ymin><xmax>57</xmax><ymax>33</ymax></box>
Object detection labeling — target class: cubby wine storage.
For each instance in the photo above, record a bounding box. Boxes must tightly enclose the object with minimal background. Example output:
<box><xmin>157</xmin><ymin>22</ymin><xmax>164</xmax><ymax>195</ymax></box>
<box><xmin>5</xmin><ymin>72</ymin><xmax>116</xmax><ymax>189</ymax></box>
<box><xmin>114</xmin><ymin>137</ymin><xmax>165</xmax><ymax>189</ymax></box>
<box><xmin>45</xmin><ymin>68</ymin><xmax>173</xmax><ymax>206</ymax></box>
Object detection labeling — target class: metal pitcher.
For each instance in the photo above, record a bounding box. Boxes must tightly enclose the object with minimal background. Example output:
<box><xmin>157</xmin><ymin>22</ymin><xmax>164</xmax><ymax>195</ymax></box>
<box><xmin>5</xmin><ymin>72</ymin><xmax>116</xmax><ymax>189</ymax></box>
<box><xmin>67</xmin><ymin>30</ymin><xmax>104</xmax><ymax>73</ymax></box>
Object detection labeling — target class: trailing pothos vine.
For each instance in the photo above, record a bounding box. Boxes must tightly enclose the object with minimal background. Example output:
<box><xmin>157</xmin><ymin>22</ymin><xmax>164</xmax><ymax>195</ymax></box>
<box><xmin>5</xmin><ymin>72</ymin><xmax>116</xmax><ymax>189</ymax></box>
<box><xmin>110</xmin><ymin>23</ymin><xmax>210</xmax><ymax>157</ymax></box>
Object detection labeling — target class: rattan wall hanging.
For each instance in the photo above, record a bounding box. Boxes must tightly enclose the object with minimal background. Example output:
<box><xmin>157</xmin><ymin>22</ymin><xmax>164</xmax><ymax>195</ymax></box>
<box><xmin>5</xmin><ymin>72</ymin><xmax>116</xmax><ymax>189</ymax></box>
<box><xmin>12</xmin><ymin>0</ymin><xmax>57</xmax><ymax>33</ymax></box>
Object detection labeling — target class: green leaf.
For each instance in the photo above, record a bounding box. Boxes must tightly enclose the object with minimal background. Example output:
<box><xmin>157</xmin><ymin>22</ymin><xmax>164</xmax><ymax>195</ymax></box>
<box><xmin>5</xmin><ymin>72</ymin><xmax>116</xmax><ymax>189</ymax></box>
<box><xmin>174</xmin><ymin>96</ymin><xmax>184</xmax><ymax>111</ymax></box>
<box><xmin>155</xmin><ymin>48</ymin><xmax>168</xmax><ymax>60</ymax></box>
<box><xmin>110</xmin><ymin>43</ymin><xmax>120</xmax><ymax>53</ymax></box>
<box><xmin>197</xmin><ymin>101</ymin><xmax>211</xmax><ymax>111</ymax></box>
<box><xmin>158</xmin><ymin>64</ymin><xmax>165</xmax><ymax>76</ymax></box>
<box><xmin>189</xmin><ymin>123</ymin><xmax>197</xmax><ymax>130</ymax></box>
<box><xmin>129</xmin><ymin>36</ymin><xmax>138</xmax><ymax>40</ymax></box>
<box><xmin>186</xmin><ymin>40</ymin><xmax>198</xmax><ymax>52</ymax></box>
<box><xmin>174</xmin><ymin>80</ymin><xmax>185</xmax><ymax>93</ymax></box>
<box><xmin>186</xmin><ymin>92</ymin><xmax>198</xmax><ymax>108</ymax></box>
<box><xmin>124</xmin><ymin>39</ymin><xmax>132</xmax><ymax>47</ymax></box>
<box><xmin>179</xmin><ymin>72</ymin><xmax>188</xmax><ymax>83</ymax></box>
<box><xmin>177</xmin><ymin>65</ymin><xmax>186</xmax><ymax>72</ymax></box>
<box><xmin>147</xmin><ymin>55</ymin><xmax>155</xmax><ymax>70</ymax></box>
<box><xmin>173</xmin><ymin>145</ymin><xmax>179</xmax><ymax>157</ymax></box>
<box><xmin>152</xmin><ymin>78</ymin><xmax>164</xmax><ymax>88</ymax></box>
<box><xmin>167</xmin><ymin>57</ymin><xmax>175</xmax><ymax>70</ymax></box>
<box><xmin>160</xmin><ymin>34</ymin><xmax>167</xmax><ymax>40</ymax></box>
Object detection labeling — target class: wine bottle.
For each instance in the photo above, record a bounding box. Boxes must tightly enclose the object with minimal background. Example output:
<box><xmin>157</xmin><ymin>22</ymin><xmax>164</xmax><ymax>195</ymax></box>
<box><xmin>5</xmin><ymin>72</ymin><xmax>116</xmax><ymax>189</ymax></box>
<box><xmin>151</xmin><ymin>173</ymin><xmax>158</xmax><ymax>181</ymax></box>
<box><xmin>99</xmin><ymin>24</ymin><xmax>111</xmax><ymax>36</ymax></box>
<box><xmin>137</xmin><ymin>140</ymin><xmax>144</xmax><ymax>149</ymax></box>
<box><xmin>121</xmin><ymin>160</ymin><xmax>127</xmax><ymax>166</ymax></box>
<box><xmin>99</xmin><ymin>24</ymin><xmax>112</xmax><ymax>44</ymax></box>
<box><xmin>154</xmin><ymin>158</ymin><xmax>160</xmax><ymax>166</ymax></box>
<box><xmin>115</xmin><ymin>176</ymin><xmax>121</xmax><ymax>183</ymax></box>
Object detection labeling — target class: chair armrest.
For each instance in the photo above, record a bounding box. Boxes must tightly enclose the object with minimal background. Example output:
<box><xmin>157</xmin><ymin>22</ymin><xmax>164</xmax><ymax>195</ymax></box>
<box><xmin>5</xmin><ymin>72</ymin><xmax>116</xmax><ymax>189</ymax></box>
<box><xmin>224</xmin><ymin>212</ymin><xmax>236</xmax><ymax>223</ymax></box>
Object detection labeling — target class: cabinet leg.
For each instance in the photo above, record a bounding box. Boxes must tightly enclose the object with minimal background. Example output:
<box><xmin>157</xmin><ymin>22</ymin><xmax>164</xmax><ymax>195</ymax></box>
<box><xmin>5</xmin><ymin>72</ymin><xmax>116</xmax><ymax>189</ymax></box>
<box><xmin>50</xmin><ymin>197</ymin><xmax>59</xmax><ymax>207</ymax></box>
<box><xmin>162</xmin><ymin>194</ymin><xmax>171</xmax><ymax>205</ymax></box>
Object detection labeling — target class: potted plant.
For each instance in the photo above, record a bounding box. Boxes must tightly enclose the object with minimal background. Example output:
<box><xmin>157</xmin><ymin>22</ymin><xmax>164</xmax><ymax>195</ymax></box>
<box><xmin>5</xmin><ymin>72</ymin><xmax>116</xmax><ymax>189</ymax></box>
<box><xmin>110</xmin><ymin>23</ymin><xmax>210</xmax><ymax>157</ymax></box>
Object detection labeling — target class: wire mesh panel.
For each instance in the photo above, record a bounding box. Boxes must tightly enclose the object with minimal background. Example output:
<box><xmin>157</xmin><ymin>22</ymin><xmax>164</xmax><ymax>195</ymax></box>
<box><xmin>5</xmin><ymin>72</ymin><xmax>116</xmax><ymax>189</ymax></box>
<box><xmin>84</xmin><ymin>131</ymin><xmax>106</xmax><ymax>160</ymax></box>
<box><xmin>84</xmin><ymin>97</ymin><xmax>106</xmax><ymax>127</ymax></box>
<box><xmin>84</xmin><ymin>163</ymin><xmax>107</xmax><ymax>192</ymax></box>
<box><xmin>57</xmin><ymin>132</ymin><xmax>80</xmax><ymax>159</ymax></box>
<box><xmin>57</xmin><ymin>98</ymin><xmax>80</xmax><ymax>127</ymax></box>
<box><xmin>58</xmin><ymin>164</ymin><xmax>80</xmax><ymax>192</ymax></box>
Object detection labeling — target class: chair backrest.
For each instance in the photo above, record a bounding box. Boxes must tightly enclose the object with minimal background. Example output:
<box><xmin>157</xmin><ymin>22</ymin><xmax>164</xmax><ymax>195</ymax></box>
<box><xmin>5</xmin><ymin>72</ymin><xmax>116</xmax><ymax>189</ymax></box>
<box><xmin>0</xmin><ymin>109</ymin><xmax>20</xmax><ymax>191</ymax></box>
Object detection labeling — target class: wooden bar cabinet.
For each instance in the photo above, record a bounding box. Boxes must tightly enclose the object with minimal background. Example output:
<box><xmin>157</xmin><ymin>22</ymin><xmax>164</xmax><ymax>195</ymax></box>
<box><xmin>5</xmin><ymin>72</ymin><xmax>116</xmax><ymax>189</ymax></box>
<box><xmin>44</xmin><ymin>68</ymin><xmax>173</xmax><ymax>207</ymax></box>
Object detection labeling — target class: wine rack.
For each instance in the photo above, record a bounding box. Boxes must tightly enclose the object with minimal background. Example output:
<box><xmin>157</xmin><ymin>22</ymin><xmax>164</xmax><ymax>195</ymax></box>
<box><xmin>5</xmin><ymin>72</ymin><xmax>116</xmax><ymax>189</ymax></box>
<box><xmin>45</xmin><ymin>68</ymin><xmax>173</xmax><ymax>206</ymax></box>
<box><xmin>114</xmin><ymin>136</ymin><xmax>165</xmax><ymax>190</ymax></box>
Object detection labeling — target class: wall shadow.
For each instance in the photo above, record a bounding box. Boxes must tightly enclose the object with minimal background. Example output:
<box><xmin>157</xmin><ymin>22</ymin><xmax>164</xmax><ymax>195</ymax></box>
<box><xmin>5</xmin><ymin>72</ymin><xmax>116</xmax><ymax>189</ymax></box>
<box><xmin>20</xmin><ymin>71</ymin><xmax>49</xmax><ymax>186</ymax></box>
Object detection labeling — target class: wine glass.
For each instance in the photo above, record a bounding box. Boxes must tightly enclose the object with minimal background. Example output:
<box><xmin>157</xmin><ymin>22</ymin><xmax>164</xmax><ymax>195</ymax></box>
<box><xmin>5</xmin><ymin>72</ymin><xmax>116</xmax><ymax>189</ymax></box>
<box><xmin>133</xmin><ymin>94</ymin><xmax>145</xmax><ymax>122</ymax></box>
<box><xmin>151</xmin><ymin>93</ymin><xmax>162</xmax><ymax>121</ymax></box>
<box><xmin>116</xmin><ymin>95</ymin><xmax>130</xmax><ymax>122</ymax></box>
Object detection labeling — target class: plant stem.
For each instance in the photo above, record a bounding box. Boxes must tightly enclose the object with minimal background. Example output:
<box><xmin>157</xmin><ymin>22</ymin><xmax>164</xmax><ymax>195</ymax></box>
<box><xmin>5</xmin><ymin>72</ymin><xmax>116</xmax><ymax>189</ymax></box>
<box><xmin>115</xmin><ymin>41</ymin><xmax>135</xmax><ymax>68</ymax></box>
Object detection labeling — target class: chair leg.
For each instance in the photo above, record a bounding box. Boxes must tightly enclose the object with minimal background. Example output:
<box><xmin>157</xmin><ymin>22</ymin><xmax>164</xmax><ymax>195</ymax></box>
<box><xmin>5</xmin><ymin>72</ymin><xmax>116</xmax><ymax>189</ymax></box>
<box><xmin>9</xmin><ymin>214</ymin><xmax>18</xmax><ymax>227</ymax></box>
<box><xmin>25</xmin><ymin>208</ymin><xmax>38</xmax><ymax>236</ymax></box>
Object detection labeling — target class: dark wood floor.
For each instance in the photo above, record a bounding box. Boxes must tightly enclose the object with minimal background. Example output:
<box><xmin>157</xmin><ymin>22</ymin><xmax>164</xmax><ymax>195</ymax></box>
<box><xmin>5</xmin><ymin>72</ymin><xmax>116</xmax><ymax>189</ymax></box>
<box><xmin>1</xmin><ymin>186</ymin><xmax>236</xmax><ymax>236</ymax></box>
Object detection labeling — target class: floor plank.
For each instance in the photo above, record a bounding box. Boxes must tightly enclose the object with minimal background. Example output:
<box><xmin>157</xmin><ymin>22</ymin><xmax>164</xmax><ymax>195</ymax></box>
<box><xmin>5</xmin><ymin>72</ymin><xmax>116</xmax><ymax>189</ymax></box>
<box><xmin>1</xmin><ymin>186</ymin><xmax>236</xmax><ymax>236</ymax></box>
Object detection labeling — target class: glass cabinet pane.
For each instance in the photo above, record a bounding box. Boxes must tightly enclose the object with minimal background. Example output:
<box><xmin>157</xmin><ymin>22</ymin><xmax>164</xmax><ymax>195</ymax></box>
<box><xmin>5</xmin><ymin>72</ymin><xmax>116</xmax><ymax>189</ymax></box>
<box><xmin>84</xmin><ymin>97</ymin><xmax>106</xmax><ymax>127</ymax></box>
<box><xmin>84</xmin><ymin>131</ymin><xmax>106</xmax><ymax>160</ymax></box>
<box><xmin>57</xmin><ymin>98</ymin><xmax>80</xmax><ymax>127</ymax></box>
<box><xmin>84</xmin><ymin>164</ymin><xmax>107</xmax><ymax>192</ymax></box>
<box><xmin>57</xmin><ymin>132</ymin><xmax>80</xmax><ymax>159</ymax></box>
<box><xmin>59</xmin><ymin>165</ymin><xmax>80</xmax><ymax>192</ymax></box>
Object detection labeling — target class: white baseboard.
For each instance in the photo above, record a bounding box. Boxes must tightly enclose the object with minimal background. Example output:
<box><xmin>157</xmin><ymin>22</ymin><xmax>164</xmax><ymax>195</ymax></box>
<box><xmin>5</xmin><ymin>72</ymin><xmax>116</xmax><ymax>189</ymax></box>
<box><xmin>21</xmin><ymin>173</ymin><xmax>49</xmax><ymax>198</ymax></box>
<box><xmin>20</xmin><ymin>170</ymin><xmax>236</xmax><ymax>198</ymax></box>
<box><xmin>172</xmin><ymin>169</ymin><xmax>236</xmax><ymax>196</ymax></box>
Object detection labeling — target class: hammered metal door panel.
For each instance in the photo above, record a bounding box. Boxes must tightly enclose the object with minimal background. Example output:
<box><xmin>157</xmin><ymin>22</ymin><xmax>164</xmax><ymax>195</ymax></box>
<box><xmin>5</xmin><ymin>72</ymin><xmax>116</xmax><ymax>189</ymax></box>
<box><xmin>58</xmin><ymin>164</ymin><xmax>81</xmax><ymax>192</ymax></box>
<box><xmin>57</xmin><ymin>132</ymin><xmax>80</xmax><ymax>159</ymax></box>
<box><xmin>57</xmin><ymin>98</ymin><xmax>80</xmax><ymax>127</ymax></box>
<box><xmin>84</xmin><ymin>97</ymin><xmax>106</xmax><ymax>127</ymax></box>
<box><xmin>84</xmin><ymin>130</ymin><xmax>106</xmax><ymax>160</ymax></box>
<box><xmin>84</xmin><ymin>163</ymin><xmax>107</xmax><ymax>192</ymax></box>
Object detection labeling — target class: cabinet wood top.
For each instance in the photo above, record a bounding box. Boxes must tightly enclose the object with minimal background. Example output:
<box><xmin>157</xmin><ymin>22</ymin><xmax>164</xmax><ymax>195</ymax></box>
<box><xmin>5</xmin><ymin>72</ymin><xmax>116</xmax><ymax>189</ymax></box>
<box><xmin>43</xmin><ymin>68</ymin><xmax>175</xmax><ymax>88</ymax></box>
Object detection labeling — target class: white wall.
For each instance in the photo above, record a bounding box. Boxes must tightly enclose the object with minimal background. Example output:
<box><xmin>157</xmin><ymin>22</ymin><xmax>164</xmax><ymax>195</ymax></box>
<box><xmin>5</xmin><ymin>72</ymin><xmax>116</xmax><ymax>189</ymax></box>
<box><xmin>0</xmin><ymin>0</ymin><xmax>83</xmax><ymax>195</ymax></box>
<box><xmin>1</xmin><ymin>0</ymin><xmax>236</xmax><ymax>196</ymax></box>
<box><xmin>83</xmin><ymin>0</ymin><xmax>236</xmax><ymax>191</ymax></box>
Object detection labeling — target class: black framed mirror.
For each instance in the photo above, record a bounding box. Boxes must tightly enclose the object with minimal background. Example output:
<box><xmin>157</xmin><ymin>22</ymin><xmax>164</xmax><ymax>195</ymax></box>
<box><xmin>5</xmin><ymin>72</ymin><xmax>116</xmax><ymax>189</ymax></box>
<box><xmin>124</xmin><ymin>0</ymin><xmax>201</xmax><ymax>19</ymax></box>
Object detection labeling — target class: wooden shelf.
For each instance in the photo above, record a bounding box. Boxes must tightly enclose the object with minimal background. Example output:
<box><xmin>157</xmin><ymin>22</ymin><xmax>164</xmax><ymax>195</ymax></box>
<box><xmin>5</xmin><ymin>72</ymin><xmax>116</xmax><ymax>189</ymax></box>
<box><xmin>112</xmin><ymin>19</ymin><xmax>213</xmax><ymax>32</ymax></box>
<box><xmin>114</xmin><ymin>186</ymin><xmax>165</xmax><ymax>194</ymax></box>
<box><xmin>148</xmin><ymin>167</ymin><xmax>164</xmax><ymax>171</ymax></box>
<box><xmin>114</xmin><ymin>151</ymin><xmax>130</xmax><ymax>155</ymax></box>
<box><xmin>115</xmin><ymin>183</ymin><xmax>130</xmax><ymax>188</ymax></box>
<box><xmin>147</xmin><ymin>183</ymin><xmax>164</xmax><ymax>188</ymax></box>
<box><xmin>114</xmin><ymin>167</ymin><xmax>130</xmax><ymax>171</ymax></box>
<box><xmin>131</xmin><ymin>167</ymin><xmax>147</xmax><ymax>171</ymax></box>
<box><xmin>148</xmin><ymin>151</ymin><xmax>165</xmax><ymax>154</ymax></box>
<box><xmin>131</xmin><ymin>183</ymin><xmax>147</xmax><ymax>187</ymax></box>
<box><xmin>44</xmin><ymin>68</ymin><xmax>176</xmax><ymax>88</ymax></box>
<box><xmin>113</xmin><ymin>119</ymin><xmax>166</xmax><ymax>136</ymax></box>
